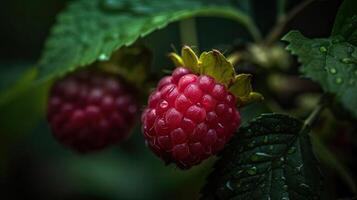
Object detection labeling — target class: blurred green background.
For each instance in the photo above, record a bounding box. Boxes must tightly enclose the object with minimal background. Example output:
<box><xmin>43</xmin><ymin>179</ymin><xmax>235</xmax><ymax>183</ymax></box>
<box><xmin>1</xmin><ymin>0</ymin><xmax>350</xmax><ymax>200</ymax></box>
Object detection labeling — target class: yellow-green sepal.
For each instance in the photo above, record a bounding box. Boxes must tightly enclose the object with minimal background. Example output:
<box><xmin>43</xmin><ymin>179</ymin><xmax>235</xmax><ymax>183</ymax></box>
<box><xmin>199</xmin><ymin>50</ymin><xmax>235</xmax><ymax>87</ymax></box>
<box><xmin>229</xmin><ymin>74</ymin><xmax>264</xmax><ymax>107</ymax></box>
<box><xmin>169</xmin><ymin>46</ymin><xmax>235</xmax><ymax>87</ymax></box>
<box><xmin>168</xmin><ymin>52</ymin><xmax>184</xmax><ymax>67</ymax></box>
<box><xmin>168</xmin><ymin>46</ymin><xmax>263</xmax><ymax>107</ymax></box>
<box><xmin>181</xmin><ymin>46</ymin><xmax>200</xmax><ymax>73</ymax></box>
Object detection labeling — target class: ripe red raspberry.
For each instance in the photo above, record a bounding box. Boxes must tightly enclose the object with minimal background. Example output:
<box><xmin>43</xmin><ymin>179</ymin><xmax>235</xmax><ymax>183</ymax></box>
<box><xmin>47</xmin><ymin>69</ymin><xmax>138</xmax><ymax>153</ymax></box>
<box><xmin>141</xmin><ymin>67</ymin><xmax>241</xmax><ymax>169</ymax></box>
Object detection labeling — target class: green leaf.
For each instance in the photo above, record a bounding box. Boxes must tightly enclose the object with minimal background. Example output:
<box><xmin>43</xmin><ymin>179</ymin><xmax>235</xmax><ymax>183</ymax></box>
<box><xmin>201</xmin><ymin>113</ymin><xmax>322</xmax><ymax>200</ymax></box>
<box><xmin>282</xmin><ymin>31</ymin><xmax>357</xmax><ymax>118</ymax></box>
<box><xmin>332</xmin><ymin>0</ymin><xmax>357</xmax><ymax>37</ymax></box>
<box><xmin>37</xmin><ymin>0</ymin><xmax>259</xmax><ymax>81</ymax></box>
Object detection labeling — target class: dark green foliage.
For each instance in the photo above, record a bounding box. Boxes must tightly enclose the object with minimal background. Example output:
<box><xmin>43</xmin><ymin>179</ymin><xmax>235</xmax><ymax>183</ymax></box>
<box><xmin>37</xmin><ymin>0</ymin><xmax>254</xmax><ymax>81</ymax></box>
<box><xmin>283</xmin><ymin>21</ymin><xmax>357</xmax><ymax>118</ymax></box>
<box><xmin>201</xmin><ymin>114</ymin><xmax>322</xmax><ymax>200</ymax></box>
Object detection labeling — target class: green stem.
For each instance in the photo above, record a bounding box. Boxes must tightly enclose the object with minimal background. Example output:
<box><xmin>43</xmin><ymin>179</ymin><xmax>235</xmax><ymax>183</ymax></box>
<box><xmin>179</xmin><ymin>18</ymin><xmax>199</xmax><ymax>50</ymax></box>
<box><xmin>303</xmin><ymin>103</ymin><xmax>325</xmax><ymax>129</ymax></box>
<box><xmin>302</xmin><ymin>94</ymin><xmax>331</xmax><ymax>131</ymax></box>
<box><xmin>265</xmin><ymin>0</ymin><xmax>316</xmax><ymax>45</ymax></box>
<box><xmin>189</xmin><ymin>7</ymin><xmax>262</xmax><ymax>42</ymax></box>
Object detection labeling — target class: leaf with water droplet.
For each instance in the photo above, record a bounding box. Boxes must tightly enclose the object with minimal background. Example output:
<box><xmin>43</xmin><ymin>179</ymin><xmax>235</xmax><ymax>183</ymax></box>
<box><xmin>201</xmin><ymin>114</ymin><xmax>323</xmax><ymax>199</ymax></box>
<box><xmin>98</xmin><ymin>53</ymin><xmax>110</xmax><ymax>61</ymax></box>
<box><xmin>283</xmin><ymin>30</ymin><xmax>357</xmax><ymax>119</ymax></box>
<box><xmin>37</xmin><ymin>0</ymin><xmax>255</xmax><ymax>81</ymax></box>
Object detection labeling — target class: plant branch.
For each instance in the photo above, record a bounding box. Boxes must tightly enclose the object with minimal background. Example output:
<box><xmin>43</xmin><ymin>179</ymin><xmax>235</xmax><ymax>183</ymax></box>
<box><xmin>265</xmin><ymin>0</ymin><xmax>316</xmax><ymax>45</ymax></box>
<box><xmin>303</xmin><ymin>94</ymin><xmax>330</xmax><ymax>130</ymax></box>
<box><xmin>179</xmin><ymin>18</ymin><xmax>199</xmax><ymax>50</ymax></box>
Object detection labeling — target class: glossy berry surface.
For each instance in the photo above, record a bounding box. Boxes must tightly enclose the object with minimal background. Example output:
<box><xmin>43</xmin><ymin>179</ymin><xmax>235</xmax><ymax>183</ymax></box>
<box><xmin>47</xmin><ymin>69</ymin><xmax>138</xmax><ymax>153</ymax></box>
<box><xmin>141</xmin><ymin>67</ymin><xmax>241</xmax><ymax>169</ymax></box>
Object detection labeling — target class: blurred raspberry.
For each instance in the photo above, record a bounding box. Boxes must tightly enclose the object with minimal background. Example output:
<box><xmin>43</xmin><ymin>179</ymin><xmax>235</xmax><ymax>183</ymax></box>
<box><xmin>141</xmin><ymin>67</ymin><xmax>240</xmax><ymax>169</ymax></box>
<box><xmin>47</xmin><ymin>69</ymin><xmax>138</xmax><ymax>152</ymax></box>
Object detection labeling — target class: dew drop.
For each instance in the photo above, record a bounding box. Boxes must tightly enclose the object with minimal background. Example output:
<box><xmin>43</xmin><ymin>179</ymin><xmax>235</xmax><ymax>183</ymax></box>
<box><xmin>226</xmin><ymin>181</ymin><xmax>234</xmax><ymax>191</ymax></box>
<box><xmin>329</xmin><ymin>68</ymin><xmax>337</xmax><ymax>74</ymax></box>
<box><xmin>280</xmin><ymin>157</ymin><xmax>285</xmax><ymax>162</ymax></box>
<box><xmin>98</xmin><ymin>53</ymin><xmax>110</xmax><ymax>61</ymax></box>
<box><xmin>247</xmin><ymin>166</ymin><xmax>257</xmax><ymax>175</ymax></box>
<box><xmin>295</xmin><ymin>164</ymin><xmax>303</xmax><ymax>173</ymax></box>
<box><xmin>341</xmin><ymin>58</ymin><xmax>352</xmax><ymax>64</ymax></box>
<box><xmin>335</xmin><ymin>77</ymin><xmax>343</xmax><ymax>84</ymax></box>
<box><xmin>299</xmin><ymin>183</ymin><xmax>311</xmax><ymax>192</ymax></box>
<box><xmin>319</xmin><ymin>46</ymin><xmax>327</xmax><ymax>53</ymax></box>
<box><xmin>283</xmin><ymin>185</ymin><xmax>288</xmax><ymax>191</ymax></box>
<box><xmin>250</xmin><ymin>152</ymin><xmax>272</xmax><ymax>161</ymax></box>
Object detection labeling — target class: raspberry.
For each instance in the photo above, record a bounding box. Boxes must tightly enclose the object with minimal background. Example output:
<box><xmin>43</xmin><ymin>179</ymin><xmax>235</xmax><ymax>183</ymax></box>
<box><xmin>142</xmin><ymin>67</ymin><xmax>241</xmax><ymax>169</ymax></box>
<box><xmin>47</xmin><ymin>69</ymin><xmax>138</xmax><ymax>153</ymax></box>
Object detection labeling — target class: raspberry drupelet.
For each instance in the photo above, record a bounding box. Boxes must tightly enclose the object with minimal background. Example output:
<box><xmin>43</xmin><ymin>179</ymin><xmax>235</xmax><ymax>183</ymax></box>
<box><xmin>47</xmin><ymin>69</ymin><xmax>138</xmax><ymax>153</ymax></box>
<box><xmin>142</xmin><ymin>67</ymin><xmax>241</xmax><ymax>169</ymax></box>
